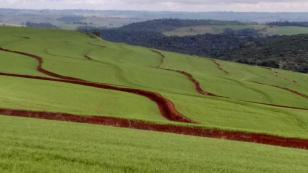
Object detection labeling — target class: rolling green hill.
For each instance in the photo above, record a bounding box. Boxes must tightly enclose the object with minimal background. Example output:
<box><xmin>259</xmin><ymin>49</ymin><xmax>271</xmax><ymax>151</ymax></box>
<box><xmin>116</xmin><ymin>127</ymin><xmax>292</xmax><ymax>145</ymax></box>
<box><xmin>97</xmin><ymin>19</ymin><xmax>308</xmax><ymax>73</ymax></box>
<box><xmin>0</xmin><ymin>26</ymin><xmax>308</xmax><ymax>172</ymax></box>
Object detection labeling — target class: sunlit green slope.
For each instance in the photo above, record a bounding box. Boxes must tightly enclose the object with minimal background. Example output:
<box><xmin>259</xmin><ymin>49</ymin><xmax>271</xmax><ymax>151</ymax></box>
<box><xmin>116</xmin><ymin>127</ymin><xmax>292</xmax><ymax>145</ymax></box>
<box><xmin>0</xmin><ymin>26</ymin><xmax>308</xmax><ymax>139</ymax></box>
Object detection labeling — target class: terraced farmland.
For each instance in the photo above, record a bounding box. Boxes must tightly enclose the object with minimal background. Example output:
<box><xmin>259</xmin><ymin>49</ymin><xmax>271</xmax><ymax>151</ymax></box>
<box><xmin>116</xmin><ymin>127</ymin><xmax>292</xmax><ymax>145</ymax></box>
<box><xmin>0</xmin><ymin>26</ymin><xmax>308</xmax><ymax>172</ymax></box>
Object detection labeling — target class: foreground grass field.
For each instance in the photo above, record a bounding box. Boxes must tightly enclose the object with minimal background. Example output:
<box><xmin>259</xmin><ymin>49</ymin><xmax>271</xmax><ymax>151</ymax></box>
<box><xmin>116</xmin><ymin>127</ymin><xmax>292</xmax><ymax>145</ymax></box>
<box><xmin>1</xmin><ymin>116</ymin><xmax>308</xmax><ymax>173</ymax></box>
<box><xmin>1</xmin><ymin>26</ymin><xmax>308</xmax><ymax>172</ymax></box>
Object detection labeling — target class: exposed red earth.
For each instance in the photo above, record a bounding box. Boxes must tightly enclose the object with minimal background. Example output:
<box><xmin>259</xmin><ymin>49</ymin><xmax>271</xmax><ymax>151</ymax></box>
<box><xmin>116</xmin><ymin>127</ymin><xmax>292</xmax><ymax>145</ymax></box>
<box><xmin>150</xmin><ymin>49</ymin><xmax>308</xmax><ymax>109</ymax></box>
<box><xmin>2</xmin><ymin>46</ymin><xmax>308</xmax><ymax>150</ymax></box>
<box><xmin>165</xmin><ymin>69</ymin><xmax>221</xmax><ymax>97</ymax></box>
<box><xmin>0</xmin><ymin>47</ymin><xmax>81</xmax><ymax>81</ymax></box>
<box><xmin>0</xmin><ymin>108</ymin><xmax>308</xmax><ymax>150</ymax></box>
<box><xmin>151</xmin><ymin>49</ymin><xmax>221</xmax><ymax>96</ymax></box>
<box><xmin>0</xmin><ymin>72</ymin><xmax>193</xmax><ymax>123</ymax></box>
<box><xmin>0</xmin><ymin>47</ymin><xmax>193</xmax><ymax>123</ymax></box>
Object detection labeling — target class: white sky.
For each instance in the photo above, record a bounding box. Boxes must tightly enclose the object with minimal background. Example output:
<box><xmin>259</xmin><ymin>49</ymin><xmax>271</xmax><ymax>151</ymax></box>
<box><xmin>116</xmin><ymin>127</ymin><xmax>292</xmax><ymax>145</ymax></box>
<box><xmin>1</xmin><ymin>0</ymin><xmax>308</xmax><ymax>12</ymax></box>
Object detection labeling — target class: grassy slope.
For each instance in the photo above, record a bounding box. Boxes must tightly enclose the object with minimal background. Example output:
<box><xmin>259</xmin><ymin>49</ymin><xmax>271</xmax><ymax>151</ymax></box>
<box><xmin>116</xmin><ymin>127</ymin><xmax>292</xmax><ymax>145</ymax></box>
<box><xmin>0</xmin><ymin>116</ymin><xmax>308</xmax><ymax>173</ymax></box>
<box><xmin>1</xmin><ymin>27</ymin><xmax>308</xmax><ymax>138</ymax></box>
<box><xmin>0</xmin><ymin>75</ymin><xmax>162</xmax><ymax>122</ymax></box>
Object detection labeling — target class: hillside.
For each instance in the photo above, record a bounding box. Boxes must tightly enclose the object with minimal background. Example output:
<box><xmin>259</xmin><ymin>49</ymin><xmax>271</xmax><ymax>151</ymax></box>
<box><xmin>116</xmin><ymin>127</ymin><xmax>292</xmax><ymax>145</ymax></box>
<box><xmin>0</xmin><ymin>27</ymin><xmax>308</xmax><ymax>172</ymax></box>
<box><xmin>104</xmin><ymin>19</ymin><xmax>308</xmax><ymax>36</ymax></box>
<box><xmin>90</xmin><ymin>19</ymin><xmax>308</xmax><ymax>73</ymax></box>
<box><xmin>228</xmin><ymin>35</ymin><xmax>308</xmax><ymax>73</ymax></box>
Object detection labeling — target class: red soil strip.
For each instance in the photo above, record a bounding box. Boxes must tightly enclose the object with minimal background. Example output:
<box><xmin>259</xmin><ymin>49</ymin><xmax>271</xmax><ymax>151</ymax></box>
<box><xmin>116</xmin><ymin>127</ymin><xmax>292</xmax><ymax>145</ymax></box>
<box><xmin>1</xmin><ymin>108</ymin><xmax>308</xmax><ymax>150</ymax></box>
<box><xmin>0</xmin><ymin>47</ymin><xmax>193</xmax><ymax>123</ymax></box>
<box><xmin>2</xmin><ymin>46</ymin><xmax>308</xmax><ymax>149</ymax></box>
<box><xmin>150</xmin><ymin>49</ymin><xmax>308</xmax><ymax>108</ymax></box>
<box><xmin>164</xmin><ymin>69</ymin><xmax>222</xmax><ymax>97</ymax></box>
<box><xmin>0</xmin><ymin>71</ymin><xmax>193</xmax><ymax>123</ymax></box>
<box><xmin>151</xmin><ymin>49</ymin><xmax>220</xmax><ymax>97</ymax></box>
<box><xmin>212</xmin><ymin>59</ymin><xmax>229</xmax><ymax>75</ymax></box>
<box><xmin>0</xmin><ymin>47</ymin><xmax>80</xmax><ymax>81</ymax></box>
<box><xmin>177</xmin><ymin>70</ymin><xmax>219</xmax><ymax>97</ymax></box>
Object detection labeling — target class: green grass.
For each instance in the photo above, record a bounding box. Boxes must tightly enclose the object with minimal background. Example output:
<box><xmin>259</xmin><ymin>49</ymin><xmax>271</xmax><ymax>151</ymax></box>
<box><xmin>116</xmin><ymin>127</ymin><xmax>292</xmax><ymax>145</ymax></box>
<box><xmin>1</xmin><ymin>26</ymin><xmax>308</xmax><ymax>139</ymax></box>
<box><xmin>0</xmin><ymin>75</ymin><xmax>162</xmax><ymax>122</ymax></box>
<box><xmin>0</xmin><ymin>51</ymin><xmax>43</xmax><ymax>76</ymax></box>
<box><xmin>0</xmin><ymin>116</ymin><xmax>308</xmax><ymax>173</ymax></box>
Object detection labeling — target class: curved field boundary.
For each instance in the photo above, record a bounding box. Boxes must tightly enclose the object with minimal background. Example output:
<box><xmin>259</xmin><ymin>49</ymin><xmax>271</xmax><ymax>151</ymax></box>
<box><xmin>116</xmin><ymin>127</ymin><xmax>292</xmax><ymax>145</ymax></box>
<box><xmin>151</xmin><ymin>49</ymin><xmax>165</xmax><ymax>68</ymax></box>
<box><xmin>88</xmin><ymin>48</ymin><xmax>308</xmax><ymax>111</ymax></box>
<box><xmin>211</xmin><ymin>59</ymin><xmax>229</xmax><ymax>75</ymax></box>
<box><xmin>151</xmin><ymin>49</ymin><xmax>220</xmax><ymax>96</ymax></box>
<box><xmin>270</xmin><ymin>68</ymin><xmax>297</xmax><ymax>84</ymax></box>
<box><xmin>84</xmin><ymin>53</ymin><xmax>147</xmax><ymax>87</ymax></box>
<box><xmin>1</xmin><ymin>108</ymin><xmax>308</xmax><ymax>150</ymax></box>
<box><xmin>44</xmin><ymin>48</ymin><xmax>84</xmax><ymax>60</ymax></box>
<box><xmin>252</xmin><ymin>81</ymin><xmax>308</xmax><ymax>100</ymax></box>
<box><xmin>223</xmin><ymin>77</ymin><xmax>273</xmax><ymax>103</ymax></box>
<box><xmin>244</xmin><ymin>101</ymin><xmax>308</xmax><ymax>111</ymax></box>
<box><xmin>2</xmin><ymin>45</ymin><xmax>308</xmax><ymax>149</ymax></box>
<box><xmin>0</xmin><ymin>71</ymin><xmax>193</xmax><ymax>123</ymax></box>
<box><xmin>150</xmin><ymin>49</ymin><xmax>308</xmax><ymax>110</ymax></box>
<box><xmin>164</xmin><ymin>69</ymin><xmax>221</xmax><ymax>97</ymax></box>
<box><xmin>0</xmin><ymin>47</ymin><xmax>81</xmax><ymax>81</ymax></box>
<box><xmin>0</xmin><ymin>47</ymin><xmax>193</xmax><ymax>123</ymax></box>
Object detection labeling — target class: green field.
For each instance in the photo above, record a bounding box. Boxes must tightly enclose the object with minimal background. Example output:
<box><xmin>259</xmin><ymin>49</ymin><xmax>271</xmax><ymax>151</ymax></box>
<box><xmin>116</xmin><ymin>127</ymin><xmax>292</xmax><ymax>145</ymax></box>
<box><xmin>0</xmin><ymin>26</ymin><xmax>308</xmax><ymax>172</ymax></box>
<box><xmin>1</xmin><ymin>116</ymin><xmax>308</xmax><ymax>173</ymax></box>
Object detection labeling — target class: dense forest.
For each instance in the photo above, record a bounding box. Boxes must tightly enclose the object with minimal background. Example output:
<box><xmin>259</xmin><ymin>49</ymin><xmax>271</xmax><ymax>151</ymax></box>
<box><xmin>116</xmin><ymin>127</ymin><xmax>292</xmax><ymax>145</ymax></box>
<box><xmin>79</xmin><ymin>19</ymin><xmax>308</xmax><ymax>73</ymax></box>
<box><xmin>117</xmin><ymin>19</ymin><xmax>244</xmax><ymax>32</ymax></box>
<box><xmin>25</xmin><ymin>22</ymin><xmax>58</xmax><ymax>29</ymax></box>
<box><xmin>268</xmin><ymin>21</ymin><xmax>308</xmax><ymax>27</ymax></box>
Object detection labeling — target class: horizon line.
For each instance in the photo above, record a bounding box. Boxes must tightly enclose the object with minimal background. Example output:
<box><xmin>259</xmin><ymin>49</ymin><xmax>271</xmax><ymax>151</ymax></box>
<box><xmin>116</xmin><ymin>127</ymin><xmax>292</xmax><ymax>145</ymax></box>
<box><xmin>1</xmin><ymin>8</ymin><xmax>308</xmax><ymax>13</ymax></box>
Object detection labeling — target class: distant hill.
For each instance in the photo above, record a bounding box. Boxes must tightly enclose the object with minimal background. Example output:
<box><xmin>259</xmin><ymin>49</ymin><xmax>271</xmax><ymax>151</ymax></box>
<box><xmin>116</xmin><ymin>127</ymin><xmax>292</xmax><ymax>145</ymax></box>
<box><xmin>2</xmin><ymin>9</ymin><xmax>308</xmax><ymax>29</ymax></box>
<box><xmin>118</xmin><ymin>19</ymin><xmax>243</xmax><ymax>33</ymax></box>
<box><xmin>228</xmin><ymin>35</ymin><xmax>308</xmax><ymax>73</ymax></box>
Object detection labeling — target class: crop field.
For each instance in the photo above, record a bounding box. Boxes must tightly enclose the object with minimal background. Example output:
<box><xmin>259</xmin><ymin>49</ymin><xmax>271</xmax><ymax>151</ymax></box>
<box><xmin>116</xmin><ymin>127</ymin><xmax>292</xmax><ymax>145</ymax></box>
<box><xmin>1</xmin><ymin>116</ymin><xmax>308</xmax><ymax>173</ymax></box>
<box><xmin>0</xmin><ymin>26</ymin><xmax>308</xmax><ymax>172</ymax></box>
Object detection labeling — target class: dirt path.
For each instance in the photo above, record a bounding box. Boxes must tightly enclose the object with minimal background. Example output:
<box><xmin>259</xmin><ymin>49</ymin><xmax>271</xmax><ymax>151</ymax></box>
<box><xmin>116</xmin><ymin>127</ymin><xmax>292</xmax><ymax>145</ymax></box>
<box><xmin>151</xmin><ymin>49</ymin><xmax>220</xmax><ymax>96</ymax></box>
<box><xmin>0</xmin><ymin>47</ymin><xmax>80</xmax><ymax>81</ymax></box>
<box><xmin>0</xmin><ymin>107</ymin><xmax>308</xmax><ymax>150</ymax></box>
<box><xmin>150</xmin><ymin>49</ymin><xmax>308</xmax><ymax>110</ymax></box>
<box><xmin>0</xmin><ymin>47</ymin><xmax>193</xmax><ymax>123</ymax></box>
<box><xmin>165</xmin><ymin>69</ymin><xmax>221</xmax><ymax>97</ymax></box>
<box><xmin>211</xmin><ymin>59</ymin><xmax>229</xmax><ymax>75</ymax></box>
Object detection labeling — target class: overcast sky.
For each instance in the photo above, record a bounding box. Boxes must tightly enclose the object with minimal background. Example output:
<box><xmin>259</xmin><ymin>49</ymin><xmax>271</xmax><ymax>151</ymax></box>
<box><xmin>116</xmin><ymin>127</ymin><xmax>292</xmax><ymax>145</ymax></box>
<box><xmin>1</xmin><ymin>0</ymin><xmax>308</xmax><ymax>12</ymax></box>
